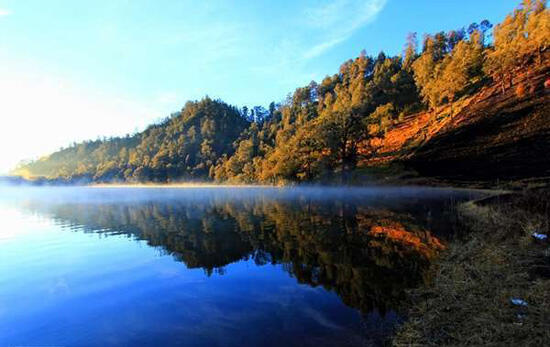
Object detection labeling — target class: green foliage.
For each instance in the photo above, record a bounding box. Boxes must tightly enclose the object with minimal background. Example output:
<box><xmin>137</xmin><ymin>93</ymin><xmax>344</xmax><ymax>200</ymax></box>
<box><xmin>17</xmin><ymin>98</ymin><xmax>248</xmax><ymax>182</ymax></box>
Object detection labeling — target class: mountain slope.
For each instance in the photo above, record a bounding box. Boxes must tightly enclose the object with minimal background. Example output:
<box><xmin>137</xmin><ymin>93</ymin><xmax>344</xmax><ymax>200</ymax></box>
<box><xmin>14</xmin><ymin>98</ymin><xmax>248</xmax><ymax>182</ymax></box>
<box><xmin>406</xmin><ymin>71</ymin><xmax>550</xmax><ymax>180</ymax></box>
<box><xmin>360</xmin><ymin>67</ymin><xmax>550</xmax><ymax>182</ymax></box>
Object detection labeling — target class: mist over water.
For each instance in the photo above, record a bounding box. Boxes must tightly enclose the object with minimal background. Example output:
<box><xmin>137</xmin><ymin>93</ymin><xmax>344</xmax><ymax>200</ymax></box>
<box><xmin>0</xmin><ymin>185</ymin><xmax>483</xmax><ymax>346</ymax></box>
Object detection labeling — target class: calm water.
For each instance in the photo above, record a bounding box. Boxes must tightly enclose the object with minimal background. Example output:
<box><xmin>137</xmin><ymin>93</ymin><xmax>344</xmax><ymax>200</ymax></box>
<box><xmin>0</xmin><ymin>186</ymin><xmax>482</xmax><ymax>346</ymax></box>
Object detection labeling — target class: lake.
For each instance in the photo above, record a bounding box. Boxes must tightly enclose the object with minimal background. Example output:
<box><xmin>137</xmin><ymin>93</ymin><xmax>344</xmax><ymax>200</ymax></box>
<box><xmin>0</xmin><ymin>186</ymin><xmax>482</xmax><ymax>346</ymax></box>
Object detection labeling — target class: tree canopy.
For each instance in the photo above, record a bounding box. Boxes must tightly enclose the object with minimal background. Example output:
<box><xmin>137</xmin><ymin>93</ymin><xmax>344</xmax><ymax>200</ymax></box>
<box><xmin>14</xmin><ymin>0</ymin><xmax>549</xmax><ymax>184</ymax></box>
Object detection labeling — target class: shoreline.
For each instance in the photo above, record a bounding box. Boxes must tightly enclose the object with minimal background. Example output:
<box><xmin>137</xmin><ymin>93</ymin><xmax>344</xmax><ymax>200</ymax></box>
<box><xmin>2</xmin><ymin>173</ymin><xmax>520</xmax><ymax>194</ymax></box>
<box><xmin>7</xmin><ymin>181</ymin><xmax>506</xmax><ymax>197</ymax></box>
<box><xmin>86</xmin><ymin>183</ymin><xmax>276</xmax><ymax>189</ymax></box>
<box><xmin>392</xmin><ymin>188</ymin><xmax>550</xmax><ymax>345</ymax></box>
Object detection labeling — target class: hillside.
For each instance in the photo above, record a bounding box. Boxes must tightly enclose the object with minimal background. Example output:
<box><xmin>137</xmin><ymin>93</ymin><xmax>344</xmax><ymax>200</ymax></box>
<box><xmin>14</xmin><ymin>98</ymin><xmax>249</xmax><ymax>182</ymax></box>
<box><xmin>407</xmin><ymin>70</ymin><xmax>550</xmax><ymax>181</ymax></box>
<box><xmin>364</xmin><ymin>67</ymin><xmax>550</xmax><ymax>183</ymax></box>
<box><xmin>12</xmin><ymin>1</ymin><xmax>550</xmax><ymax>185</ymax></box>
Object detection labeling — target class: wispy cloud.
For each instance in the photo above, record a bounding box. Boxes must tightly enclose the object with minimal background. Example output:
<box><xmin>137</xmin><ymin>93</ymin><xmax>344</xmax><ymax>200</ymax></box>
<box><xmin>302</xmin><ymin>0</ymin><xmax>387</xmax><ymax>59</ymax></box>
<box><xmin>0</xmin><ymin>9</ymin><xmax>11</xmax><ymax>16</ymax></box>
<box><xmin>244</xmin><ymin>0</ymin><xmax>387</xmax><ymax>100</ymax></box>
<box><xmin>302</xmin><ymin>37</ymin><xmax>346</xmax><ymax>60</ymax></box>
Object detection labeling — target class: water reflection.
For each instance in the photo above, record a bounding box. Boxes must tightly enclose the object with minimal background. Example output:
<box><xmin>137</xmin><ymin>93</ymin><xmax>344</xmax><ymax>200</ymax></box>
<box><xmin>16</xmin><ymin>187</ymin><xmax>468</xmax><ymax>314</ymax></box>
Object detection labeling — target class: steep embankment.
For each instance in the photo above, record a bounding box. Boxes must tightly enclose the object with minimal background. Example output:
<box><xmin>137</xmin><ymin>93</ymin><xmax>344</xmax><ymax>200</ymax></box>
<box><xmin>408</xmin><ymin>71</ymin><xmax>550</xmax><ymax>180</ymax></box>
<box><xmin>364</xmin><ymin>67</ymin><xmax>550</xmax><ymax>183</ymax></box>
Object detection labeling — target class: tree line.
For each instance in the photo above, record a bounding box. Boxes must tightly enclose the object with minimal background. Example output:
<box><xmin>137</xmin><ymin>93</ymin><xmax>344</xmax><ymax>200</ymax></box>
<box><xmin>14</xmin><ymin>0</ymin><xmax>549</xmax><ymax>184</ymax></box>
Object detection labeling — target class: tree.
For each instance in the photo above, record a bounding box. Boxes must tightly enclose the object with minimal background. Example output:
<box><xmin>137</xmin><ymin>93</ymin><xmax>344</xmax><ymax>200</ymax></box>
<box><xmin>403</xmin><ymin>32</ymin><xmax>418</xmax><ymax>70</ymax></box>
<box><xmin>485</xmin><ymin>0</ymin><xmax>549</xmax><ymax>91</ymax></box>
<box><xmin>412</xmin><ymin>35</ymin><xmax>440</xmax><ymax>108</ymax></box>
<box><xmin>413</xmin><ymin>27</ymin><xmax>485</xmax><ymax>108</ymax></box>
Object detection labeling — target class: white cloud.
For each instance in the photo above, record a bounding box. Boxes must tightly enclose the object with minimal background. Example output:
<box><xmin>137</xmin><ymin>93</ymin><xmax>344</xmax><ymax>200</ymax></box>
<box><xmin>243</xmin><ymin>0</ymin><xmax>387</xmax><ymax>101</ymax></box>
<box><xmin>305</xmin><ymin>0</ymin><xmax>356</xmax><ymax>29</ymax></box>
<box><xmin>161</xmin><ymin>22</ymin><xmax>244</xmax><ymax>65</ymax></box>
<box><xmin>302</xmin><ymin>37</ymin><xmax>346</xmax><ymax>60</ymax></box>
<box><xmin>302</xmin><ymin>0</ymin><xmax>387</xmax><ymax>59</ymax></box>
<box><xmin>0</xmin><ymin>9</ymin><xmax>11</xmax><ymax>16</ymax></box>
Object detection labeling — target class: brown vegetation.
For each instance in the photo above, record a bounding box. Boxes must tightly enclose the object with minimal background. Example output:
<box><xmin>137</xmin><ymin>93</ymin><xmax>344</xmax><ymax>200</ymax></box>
<box><xmin>392</xmin><ymin>188</ymin><xmax>550</xmax><ymax>346</ymax></box>
<box><xmin>369</xmin><ymin>222</ymin><xmax>446</xmax><ymax>260</ymax></box>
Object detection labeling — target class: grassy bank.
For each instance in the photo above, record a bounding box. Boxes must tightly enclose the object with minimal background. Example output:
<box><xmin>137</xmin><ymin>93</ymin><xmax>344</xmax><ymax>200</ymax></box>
<box><xmin>392</xmin><ymin>188</ymin><xmax>550</xmax><ymax>346</ymax></box>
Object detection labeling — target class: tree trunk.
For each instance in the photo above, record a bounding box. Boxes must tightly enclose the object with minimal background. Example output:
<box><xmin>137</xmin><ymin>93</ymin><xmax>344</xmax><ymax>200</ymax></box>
<box><xmin>341</xmin><ymin>142</ymin><xmax>347</xmax><ymax>184</ymax></box>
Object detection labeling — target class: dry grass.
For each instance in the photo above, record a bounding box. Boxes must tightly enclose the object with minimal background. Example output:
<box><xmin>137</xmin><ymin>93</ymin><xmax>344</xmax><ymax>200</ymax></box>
<box><xmin>392</xmin><ymin>189</ymin><xmax>550</xmax><ymax>346</ymax></box>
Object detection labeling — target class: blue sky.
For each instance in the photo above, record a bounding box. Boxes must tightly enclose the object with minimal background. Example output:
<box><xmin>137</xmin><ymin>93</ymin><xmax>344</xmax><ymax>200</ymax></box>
<box><xmin>0</xmin><ymin>0</ymin><xmax>519</xmax><ymax>173</ymax></box>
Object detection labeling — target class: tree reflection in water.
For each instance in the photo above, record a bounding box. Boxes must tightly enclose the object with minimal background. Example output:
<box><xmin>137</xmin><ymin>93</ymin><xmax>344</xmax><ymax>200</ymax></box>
<box><xmin>19</xmin><ymin>190</ymin><xmax>458</xmax><ymax>315</ymax></box>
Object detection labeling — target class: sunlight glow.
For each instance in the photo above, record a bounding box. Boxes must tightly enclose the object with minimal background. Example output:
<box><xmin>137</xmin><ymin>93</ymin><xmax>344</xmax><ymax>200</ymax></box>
<box><xmin>0</xmin><ymin>64</ymin><xmax>159</xmax><ymax>174</ymax></box>
<box><xmin>0</xmin><ymin>207</ymin><xmax>50</xmax><ymax>243</ymax></box>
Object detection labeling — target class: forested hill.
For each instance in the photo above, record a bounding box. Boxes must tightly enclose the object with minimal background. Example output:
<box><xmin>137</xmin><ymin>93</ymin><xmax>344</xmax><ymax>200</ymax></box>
<box><xmin>13</xmin><ymin>1</ymin><xmax>550</xmax><ymax>184</ymax></box>
<box><xmin>15</xmin><ymin>99</ymin><xmax>250</xmax><ymax>182</ymax></box>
